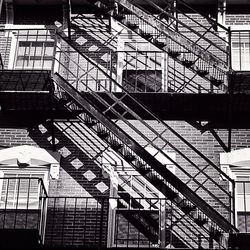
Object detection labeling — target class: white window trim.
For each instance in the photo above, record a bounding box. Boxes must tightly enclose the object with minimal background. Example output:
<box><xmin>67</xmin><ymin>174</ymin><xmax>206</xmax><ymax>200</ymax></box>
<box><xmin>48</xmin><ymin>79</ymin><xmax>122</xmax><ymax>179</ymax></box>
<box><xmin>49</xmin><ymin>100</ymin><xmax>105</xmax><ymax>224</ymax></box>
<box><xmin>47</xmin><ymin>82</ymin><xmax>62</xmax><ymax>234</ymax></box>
<box><xmin>4</xmin><ymin>24</ymin><xmax>58</xmax><ymax>71</ymax></box>
<box><xmin>220</xmin><ymin>148</ymin><xmax>250</xmax><ymax>229</ymax></box>
<box><xmin>229</xmin><ymin>25</ymin><xmax>250</xmax><ymax>71</ymax></box>
<box><xmin>0</xmin><ymin>145</ymin><xmax>60</xmax><ymax>180</ymax></box>
<box><xmin>0</xmin><ymin>145</ymin><xmax>60</xmax><ymax>212</ymax></box>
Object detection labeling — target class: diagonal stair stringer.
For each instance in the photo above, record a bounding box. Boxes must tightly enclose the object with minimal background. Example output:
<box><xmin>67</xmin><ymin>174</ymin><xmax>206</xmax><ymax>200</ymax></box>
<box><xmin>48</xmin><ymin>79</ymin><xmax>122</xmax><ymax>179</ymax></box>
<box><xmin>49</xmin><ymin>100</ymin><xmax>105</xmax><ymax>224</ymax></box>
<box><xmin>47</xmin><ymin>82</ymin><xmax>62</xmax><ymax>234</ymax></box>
<box><xmin>53</xmin><ymin>72</ymin><xmax>237</xmax><ymax>234</ymax></box>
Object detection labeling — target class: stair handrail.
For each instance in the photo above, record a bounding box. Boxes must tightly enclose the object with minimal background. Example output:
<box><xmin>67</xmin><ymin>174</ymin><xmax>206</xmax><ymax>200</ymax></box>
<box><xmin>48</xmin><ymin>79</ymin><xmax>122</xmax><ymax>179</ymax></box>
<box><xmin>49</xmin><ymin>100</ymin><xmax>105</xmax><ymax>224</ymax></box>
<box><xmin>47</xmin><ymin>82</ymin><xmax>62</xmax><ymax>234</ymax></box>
<box><xmin>55</xmin><ymin>50</ymin><xmax>232</xmax><ymax>216</ymax></box>
<box><xmin>53</xmin><ymin>32</ymin><xmax>238</xmax><ymax>232</ymax></box>
<box><xmin>54</xmin><ymin>71</ymin><xmax>237</xmax><ymax>233</ymax></box>
<box><xmin>114</xmin><ymin>0</ymin><xmax>229</xmax><ymax>70</ymax></box>
<box><xmin>56</xmin><ymin>31</ymin><xmax>234</xmax><ymax>185</ymax></box>
<box><xmin>141</xmin><ymin>0</ymin><xmax>229</xmax><ymax>54</ymax></box>
<box><xmin>177</xmin><ymin>0</ymin><xmax>230</xmax><ymax>33</ymax></box>
<box><xmin>118</xmin><ymin>49</ymin><xmax>211</xmax><ymax>93</ymax></box>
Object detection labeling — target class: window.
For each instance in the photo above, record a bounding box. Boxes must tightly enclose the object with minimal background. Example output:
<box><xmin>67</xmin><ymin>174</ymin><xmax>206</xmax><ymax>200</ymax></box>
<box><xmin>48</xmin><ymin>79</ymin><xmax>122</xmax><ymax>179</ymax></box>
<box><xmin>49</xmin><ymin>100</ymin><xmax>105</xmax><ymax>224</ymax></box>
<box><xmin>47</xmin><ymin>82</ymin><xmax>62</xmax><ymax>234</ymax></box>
<box><xmin>232</xmin><ymin>32</ymin><xmax>250</xmax><ymax>71</ymax></box>
<box><xmin>236</xmin><ymin>176</ymin><xmax>250</xmax><ymax>232</ymax></box>
<box><xmin>6</xmin><ymin>28</ymin><xmax>55</xmax><ymax>70</ymax></box>
<box><xmin>220</xmin><ymin>148</ymin><xmax>250</xmax><ymax>232</ymax></box>
<box><xmin>0</xmin><ymin>145</ymin><xmax>60</xmax><ymax>210</ymax></box>
<box><xmin>15</xmin><ymin>40</ymin><xmax>54</xmax><ymax>69</ymax></box>
<box><xmin>0</xmin><ymin>172</ymin><xmax>46</xmax><ymax>209</ymax></box>
<box><xmin>123</xmin><ymin>42</ymin><xmax>163</xmax><ymax>92</ymax></box>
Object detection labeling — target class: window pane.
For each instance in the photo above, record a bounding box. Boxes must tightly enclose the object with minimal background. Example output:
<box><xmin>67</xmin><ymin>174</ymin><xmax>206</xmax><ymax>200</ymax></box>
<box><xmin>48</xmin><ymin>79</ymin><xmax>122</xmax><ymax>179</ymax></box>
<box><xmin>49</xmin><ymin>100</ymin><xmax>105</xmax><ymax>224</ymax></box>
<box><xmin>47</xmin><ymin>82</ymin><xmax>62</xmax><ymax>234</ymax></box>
<box><xmin>15</xmin><ymin>40</ymin><xmax>54</xmax><ymax>69</ymax></box>
<box><xmin>232</xmin><ymin>32</ymin><xmax>250</xmax><ymax>70</ymax></box>
<box><xmin>0</xmin><ymin>173</ymin><xmax>43</xmax><ymax>209</ymax></box>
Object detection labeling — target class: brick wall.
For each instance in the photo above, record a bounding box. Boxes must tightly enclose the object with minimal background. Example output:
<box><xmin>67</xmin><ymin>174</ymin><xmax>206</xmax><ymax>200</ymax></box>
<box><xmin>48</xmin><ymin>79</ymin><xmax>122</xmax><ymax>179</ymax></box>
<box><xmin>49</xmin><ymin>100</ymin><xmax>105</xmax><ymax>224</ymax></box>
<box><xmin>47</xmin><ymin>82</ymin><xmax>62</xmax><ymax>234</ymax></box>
<box><xmin>0</xmin><ymin>119</ymin><xmax>110</xmax><ymax>247</ymax></box>
<box><xmin>226</xmin><ymin>14</ymin><xmax>250</xmax><ymax>26</ymax></box>
<box><xmin>0</xmin><ymin>4</ymin><xmax>250</xmax><ymax>248</ymax></box>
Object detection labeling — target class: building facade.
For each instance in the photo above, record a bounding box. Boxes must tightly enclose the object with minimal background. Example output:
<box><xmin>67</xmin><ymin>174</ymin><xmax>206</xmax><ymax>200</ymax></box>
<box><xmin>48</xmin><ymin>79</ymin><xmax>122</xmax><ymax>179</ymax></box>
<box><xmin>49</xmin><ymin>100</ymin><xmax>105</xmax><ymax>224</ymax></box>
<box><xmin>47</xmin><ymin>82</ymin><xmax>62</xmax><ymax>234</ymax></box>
<box><xmin>0</xmin><ymin>0</ymin><xmax>250</xmax><ymax>249</ymax></box>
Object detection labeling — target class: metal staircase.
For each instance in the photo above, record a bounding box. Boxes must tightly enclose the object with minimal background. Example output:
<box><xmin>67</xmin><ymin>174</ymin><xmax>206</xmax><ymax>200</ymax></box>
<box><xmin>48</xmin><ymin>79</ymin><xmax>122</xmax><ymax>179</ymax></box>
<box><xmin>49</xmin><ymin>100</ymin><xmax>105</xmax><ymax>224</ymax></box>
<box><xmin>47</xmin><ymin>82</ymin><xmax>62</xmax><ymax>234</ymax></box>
<box><xmin>91</xmin><ymin>0</ymin><xmax>231</xmax><ymax>93</ymax></box>
<box><xmin>51</xmin><ymin>31</ymin><xmax>238</xmax><ymax>249</ymax></box>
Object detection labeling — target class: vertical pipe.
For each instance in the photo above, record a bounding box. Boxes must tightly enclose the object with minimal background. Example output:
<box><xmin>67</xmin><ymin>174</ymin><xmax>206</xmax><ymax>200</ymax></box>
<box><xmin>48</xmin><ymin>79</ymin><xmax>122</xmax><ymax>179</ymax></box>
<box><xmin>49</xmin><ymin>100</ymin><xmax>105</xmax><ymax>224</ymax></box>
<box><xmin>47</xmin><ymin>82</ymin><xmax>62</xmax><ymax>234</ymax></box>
<box><xmin>25</xmin><ymin>178</ymin><xmax>31</xmax><ymax>229</ymax></box>
<box><xmin>243</xmin><ymin>182</ymin><xmax>247</xmax><ymax>232</ymax></box>
<box><xmin>232</xmin><ymin>180</ymin><xmax>236</xmax><ymax>227</ymax></box>
<box><xmin>14</xmin><ymin>178</ymin><xmax>21</xmax><ymax>229</ymax></box>
<box><xmin>228</xmin><ymin>28</ymin><xmax>233</xmax><ymax>153</ymax></box>
<box><xmin>66</xmin><ymin>0</ymin><xmax>72</xmax><ymax>42</ymax></box>
<box><xmin>3</xmin><ymin>178</ymin><xmax>10</xmax><ymax>228</ymax></box>
<box><xmin>228</xmin><ymin>27</ymin><xmax>232</xmax><ymax>70</ymax></box>
<box><xmin>49</xmin><ymin>75</ymin><xmax>56</xmax><ymax>152</ymax></box>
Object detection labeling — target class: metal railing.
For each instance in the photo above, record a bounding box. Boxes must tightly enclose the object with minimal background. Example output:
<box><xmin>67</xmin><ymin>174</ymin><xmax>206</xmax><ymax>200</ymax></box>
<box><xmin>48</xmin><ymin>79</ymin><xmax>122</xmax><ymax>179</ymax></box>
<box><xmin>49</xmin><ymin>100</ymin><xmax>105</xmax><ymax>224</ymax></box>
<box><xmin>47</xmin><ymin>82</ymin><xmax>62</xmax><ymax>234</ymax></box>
<box><xmin>53</xmin><ymin>31</ymin><xmax>237</xmax><ymax>236</ymax></box>
<box><xmin>0</xmin><ymin>177</ymin><xmax>48</xmax><ymax>244</ymax></box>
<box><xmin>45</xmin><ymin>196</ymin><xmax>109</xmax><ymax>248</ymax></box>
<box><xmin>51</xmin><ymin>120</ymin><xmax>210</xmax><ymax>248</ymax></box>
<box><xmin>108</xmin><ymin>0</ymin><xmax>230</xmax><ymax>86</ymax></box>
<box><xmin>42</xmin><ymin>196</ymin><xmax>210</xmax><ymax>248</ymax></box>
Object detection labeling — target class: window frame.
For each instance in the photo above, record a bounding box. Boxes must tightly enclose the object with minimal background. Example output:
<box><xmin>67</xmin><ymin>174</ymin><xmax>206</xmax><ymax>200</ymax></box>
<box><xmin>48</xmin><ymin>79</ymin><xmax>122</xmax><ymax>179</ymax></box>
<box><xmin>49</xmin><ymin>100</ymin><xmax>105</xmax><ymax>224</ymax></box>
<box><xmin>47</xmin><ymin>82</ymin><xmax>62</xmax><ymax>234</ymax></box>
<box><xmin>220</xmin><ymin>148</ymin><xmax>250</xmax><ymax>231</ymax></box>
<box><xmin>14</xmin><ymin>40</ymin><xmax>55</xmax><ymax>70</ymax></box>
<box><xmin>230</xmin><ymin>26</ymin><xmax>250</xmax><ymax>71</ymax></box>
<box><xmin>5</xmin><ymin>24</ymin><xmax>56</xmax><ymax>70</ymax></box>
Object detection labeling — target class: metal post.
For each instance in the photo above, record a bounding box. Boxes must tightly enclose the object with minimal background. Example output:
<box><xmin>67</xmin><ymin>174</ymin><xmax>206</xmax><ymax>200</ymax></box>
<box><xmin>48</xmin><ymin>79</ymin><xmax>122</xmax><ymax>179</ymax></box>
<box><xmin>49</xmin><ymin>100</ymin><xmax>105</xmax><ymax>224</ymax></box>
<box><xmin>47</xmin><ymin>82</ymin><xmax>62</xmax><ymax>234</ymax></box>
<box><xmin>0</xmin><ymin>0</ymin><xmax>3</xmax><ymax>18</ymax></box>
<box><xmin>66</xmin><ymin>0</ymin><xmax>72</xmax><ymax>42</ymax></box>
<box><xmin>232</xmin><ymin>180</ymin><xmax>236</xmax><ymax>227</ymax></box>
<box><xmin>49</xmin><ymin>78</ymin><xmax>56</xmax><ymax>152</ymax></box>
<box><xmin>227</xmin><ymin>27</ymin><xmax>233</xmax><ymax>153</ymax></box>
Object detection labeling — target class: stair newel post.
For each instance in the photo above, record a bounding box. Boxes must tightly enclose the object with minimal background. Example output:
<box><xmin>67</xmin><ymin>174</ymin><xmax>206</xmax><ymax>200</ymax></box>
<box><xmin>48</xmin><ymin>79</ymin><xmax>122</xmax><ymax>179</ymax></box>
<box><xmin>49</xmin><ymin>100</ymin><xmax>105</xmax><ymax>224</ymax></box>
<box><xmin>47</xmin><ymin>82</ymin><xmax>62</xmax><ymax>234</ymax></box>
<box><xmin>50</xmin><ymin>31</ymin><xmax>58</xmax><ymax>152</ymax></box>
<box><xmin>231</xmin><ymin>179</ymin><xmax>236</xmax><ymax>227</ymax></box>
<box><xmin>109</xmin><ymin>50</ymin><xmax>113</xmax><ymax>92</ymax></box>
<box><xmin>49</xmin><ymin>75</ymin><xmax>56</xmax><ymax>152</ymax></box>
<box><xmin>159</xmin><ymin>193</ymin><xmax>166</xmax><ymax>248</ymax></box>
<box><xmin>228</xmin><ymin>26</ymin><xmax>232</xmax><ymax>71</ymax></box>
<box><xmin>162</xmin><ymin>51</ymin><xmax>168</xmax><ymax>92</ymax></box>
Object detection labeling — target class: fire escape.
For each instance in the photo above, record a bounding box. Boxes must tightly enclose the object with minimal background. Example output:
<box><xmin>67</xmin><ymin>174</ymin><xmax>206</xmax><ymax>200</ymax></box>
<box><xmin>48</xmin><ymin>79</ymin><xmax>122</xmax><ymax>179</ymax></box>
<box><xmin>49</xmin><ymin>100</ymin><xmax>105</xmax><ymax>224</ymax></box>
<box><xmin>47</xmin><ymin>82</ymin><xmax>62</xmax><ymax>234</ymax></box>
<box><xmin>1</xmin><ymin>0</ymin><xmax>250</xmax><ymax>249</ymax></box>
<box><xmin>52</xmin><ymin>0</ymin><xmax>238</xmax><ymax>248</ymax></box>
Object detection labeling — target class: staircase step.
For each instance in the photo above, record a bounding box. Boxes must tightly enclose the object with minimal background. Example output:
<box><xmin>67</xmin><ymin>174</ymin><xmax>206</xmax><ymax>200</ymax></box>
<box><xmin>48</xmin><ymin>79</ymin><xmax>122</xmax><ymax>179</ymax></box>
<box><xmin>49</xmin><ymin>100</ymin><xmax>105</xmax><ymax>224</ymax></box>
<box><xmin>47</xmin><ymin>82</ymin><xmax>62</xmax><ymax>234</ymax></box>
<box><xmin>127</xmin><ymin>22</ymin><xmax>139</xmax><ymax>30</ymax></box>
<box><xmin>124</xmin><ymin>152</ymin><xmax>136</xmax><ymax>162</ymax></box>
<box><xmin>97</xmin><ymin>129</ymin><xmax>109</xmax><ymax>139</ymax></box>
<box><xmin>209</xmin><ymin>227</ymin><xmax>222</xmax><ymax>241</ymax></box>
<box><xmin>168</xmin><ymin>50</ymin><xmax>181</xmax><ymax>58</ymax></box>
<box><xmin>210</xmin><ymin>77</ymin><xmax>223</xmax><ymax>86</ymax></box>
<box><xmin>153</xmin><ymin>39</ymin><xmax>166</xmax><ymax>49</ymax></box>
<box><xmin>150</xmin><ymin>174</ymin><xmax>164</xmax><ymax>186</ymax></box>
<box><xmin>83</xmin><ymin>115</ymin><xmax>97</xmax><ymax>127</ymax></box>
<box><xmin>179</xmin><ymin>200</ymin><xmax>196</xmax><ymax>214</ymax></box>
<box><xmin>165</xmin><ymin>187</ymin><xmax>179</xmax><ymax>200</ymax></box>
<box><xmin>113</xmin><ymin>13</ymin><xmax>125</xmax><ymax>21</ymax></box>
<box><xmin>139</xmin><ymin>31</ymin><xmax>153</xmax><ymax>40</ymax></box>
<box><xmin>110</xmin><ymin>140</ymin><xmax>123</xmax><ymax>150</ymax></box>
<box><xmin>194</xmin><ymin>216</ymin><xmax>208</xmax><ymax>226</ymax></box>
<box><xmin>181</xmin><ymin>59</ymin><xmax>195</xmax><ymax>68</ymax></box>
<box><xmin>197</xmin><ymin>69</ymin><xmax>210</xmax><ymax>77</ymax></box>
<box><xmin>136</xmin><ymin>160</ymin><xmax>151</xmax><ymax>175</ymax></box>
